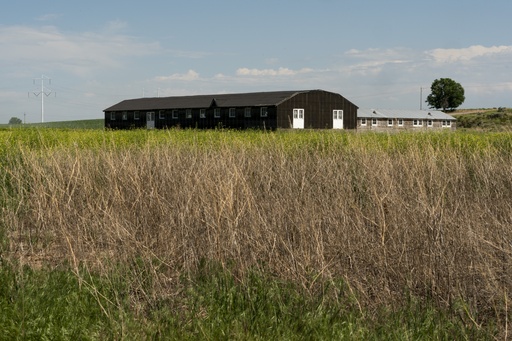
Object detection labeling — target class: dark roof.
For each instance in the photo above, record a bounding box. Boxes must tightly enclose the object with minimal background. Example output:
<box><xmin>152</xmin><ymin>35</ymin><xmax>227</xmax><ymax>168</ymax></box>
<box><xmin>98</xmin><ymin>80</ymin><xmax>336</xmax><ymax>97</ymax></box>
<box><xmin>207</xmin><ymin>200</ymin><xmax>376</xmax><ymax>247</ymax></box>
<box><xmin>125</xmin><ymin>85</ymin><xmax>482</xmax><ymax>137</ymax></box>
<box><xmin>104</xmin><ymin>90</ymin><xmax>312</xmax><ymax>111</ymax></box>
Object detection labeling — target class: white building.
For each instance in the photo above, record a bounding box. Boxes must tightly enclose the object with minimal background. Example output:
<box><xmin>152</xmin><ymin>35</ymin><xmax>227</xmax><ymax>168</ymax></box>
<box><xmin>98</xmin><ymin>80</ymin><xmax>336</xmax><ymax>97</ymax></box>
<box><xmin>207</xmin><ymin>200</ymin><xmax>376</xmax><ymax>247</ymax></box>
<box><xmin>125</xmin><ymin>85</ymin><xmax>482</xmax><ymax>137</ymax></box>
<box><xmin>357</xmin><ymin>109</ymin><xmax>456</xmax><ymax>131</ymax></box>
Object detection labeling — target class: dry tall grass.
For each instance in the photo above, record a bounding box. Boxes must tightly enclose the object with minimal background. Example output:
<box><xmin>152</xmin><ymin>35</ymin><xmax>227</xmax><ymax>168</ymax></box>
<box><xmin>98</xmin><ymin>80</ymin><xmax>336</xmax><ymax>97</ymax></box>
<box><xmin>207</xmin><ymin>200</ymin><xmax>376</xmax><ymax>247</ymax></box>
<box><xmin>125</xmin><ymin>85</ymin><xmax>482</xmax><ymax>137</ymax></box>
<box><xmin>2</xmin><ymin>130</ymin><xmax>511</xmax><ymax>329</ymax></box>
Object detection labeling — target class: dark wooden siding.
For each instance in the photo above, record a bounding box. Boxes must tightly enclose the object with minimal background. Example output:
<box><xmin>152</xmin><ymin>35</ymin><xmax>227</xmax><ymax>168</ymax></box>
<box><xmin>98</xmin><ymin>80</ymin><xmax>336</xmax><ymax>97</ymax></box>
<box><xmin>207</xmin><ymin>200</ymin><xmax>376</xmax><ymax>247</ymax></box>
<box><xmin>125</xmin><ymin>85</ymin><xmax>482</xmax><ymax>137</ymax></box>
<box><xmin>106</xmin><ymin>107</ymin><xmax>277</xmax><ymax>130</ymax></box>
<box><xmin>105</xmin><ymin>90</ymin><xmax>357</xmax><ymax>130</ymax></box>
<box><xmin>276</xmin><ymin>90</ymin><xmax>357</xmax><ymax>129</ymax></box>
<box><xmin>153</xmin><ymin>107</ymin><xmax>276</xmax><ymax>130</ymax></box>
<box><xmin>105</xmin><ymin>111</ymin><xmax>146</xmax><ymax>129</ymax></box>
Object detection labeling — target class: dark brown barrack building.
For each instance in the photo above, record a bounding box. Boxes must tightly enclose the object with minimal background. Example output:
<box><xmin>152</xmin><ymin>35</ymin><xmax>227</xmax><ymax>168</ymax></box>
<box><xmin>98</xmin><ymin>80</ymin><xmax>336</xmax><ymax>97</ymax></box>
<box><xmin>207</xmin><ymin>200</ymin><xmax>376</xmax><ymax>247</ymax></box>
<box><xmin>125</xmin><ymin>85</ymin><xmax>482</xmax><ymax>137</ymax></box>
<box><xmin>104</xmin><ymin>89</ymin><xmax>358</xmax><ymax>130</ymax></box>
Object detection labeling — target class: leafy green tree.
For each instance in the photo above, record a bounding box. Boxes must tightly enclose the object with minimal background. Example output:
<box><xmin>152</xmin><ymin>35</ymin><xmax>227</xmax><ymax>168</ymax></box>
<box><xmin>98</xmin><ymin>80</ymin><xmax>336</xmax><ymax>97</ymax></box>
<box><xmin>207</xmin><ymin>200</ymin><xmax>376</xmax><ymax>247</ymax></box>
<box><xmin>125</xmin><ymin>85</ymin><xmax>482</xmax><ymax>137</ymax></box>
<box><xmin>426</xmin><ymin>78</ymin><xmax>465</xmax><ymax>111</ymax></box>
<box><xmin>8</xmin><ymin>117</ymin><xmax>22</xmax><ymax>125</ymax></box>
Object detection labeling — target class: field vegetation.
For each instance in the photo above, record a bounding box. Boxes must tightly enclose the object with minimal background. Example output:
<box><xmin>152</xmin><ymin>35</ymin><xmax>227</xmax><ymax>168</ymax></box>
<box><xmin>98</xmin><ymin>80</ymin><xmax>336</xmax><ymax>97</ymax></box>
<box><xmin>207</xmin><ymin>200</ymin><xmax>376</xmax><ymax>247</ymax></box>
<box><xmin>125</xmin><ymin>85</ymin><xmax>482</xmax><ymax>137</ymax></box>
<box><xmin>1</xmin><ymin>127</ymin><xmax>511</xmax><ymax>339</ymax></box>
<box><xmin>454</xmin><ymin>107</ymin><xmax>512</xmax><ymax>131</ymax></box>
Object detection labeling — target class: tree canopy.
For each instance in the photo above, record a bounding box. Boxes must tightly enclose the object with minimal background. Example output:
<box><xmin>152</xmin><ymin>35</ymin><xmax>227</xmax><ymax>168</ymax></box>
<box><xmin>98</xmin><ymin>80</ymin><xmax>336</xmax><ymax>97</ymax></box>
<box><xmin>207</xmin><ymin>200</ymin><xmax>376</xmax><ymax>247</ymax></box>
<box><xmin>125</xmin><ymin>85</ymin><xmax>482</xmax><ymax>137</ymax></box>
<box><xmin>426</xmin><ymin>78</ymin><xmax>465</xmax><ymax>111</ymax></box>
<box><xmin>8</xmin><ymin>117</ymin><xmax>22</xmax><ymax>125</ymax></box>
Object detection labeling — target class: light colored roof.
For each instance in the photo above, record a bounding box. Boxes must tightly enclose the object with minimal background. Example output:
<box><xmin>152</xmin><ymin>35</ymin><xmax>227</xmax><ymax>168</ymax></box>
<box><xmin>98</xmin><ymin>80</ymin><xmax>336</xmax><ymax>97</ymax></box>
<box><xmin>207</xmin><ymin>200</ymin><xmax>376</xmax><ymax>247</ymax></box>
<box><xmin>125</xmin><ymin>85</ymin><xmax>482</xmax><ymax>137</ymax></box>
<box><xmin>358</xmin><ymin>108</ymin><xmax>456</xmax><ymax>120</ymax></box>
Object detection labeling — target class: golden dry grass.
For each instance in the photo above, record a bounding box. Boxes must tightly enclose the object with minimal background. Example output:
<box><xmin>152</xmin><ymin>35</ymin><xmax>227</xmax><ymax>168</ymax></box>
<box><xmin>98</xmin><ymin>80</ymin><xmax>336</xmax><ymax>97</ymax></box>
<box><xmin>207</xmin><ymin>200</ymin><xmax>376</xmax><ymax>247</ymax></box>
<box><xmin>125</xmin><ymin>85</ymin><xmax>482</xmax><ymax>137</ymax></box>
<box><xmin>2</xmin><ymin>129</ymin><xmax>511</xmax><ymax>331</ymax></box>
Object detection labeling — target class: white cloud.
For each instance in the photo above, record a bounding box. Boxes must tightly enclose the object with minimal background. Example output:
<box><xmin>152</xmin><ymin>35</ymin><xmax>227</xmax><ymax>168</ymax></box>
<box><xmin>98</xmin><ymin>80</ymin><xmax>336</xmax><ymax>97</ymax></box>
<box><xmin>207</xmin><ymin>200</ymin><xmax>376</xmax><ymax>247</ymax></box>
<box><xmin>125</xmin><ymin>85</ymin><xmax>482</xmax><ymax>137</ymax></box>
<box><xmin>427</xmin><ymin>45</ymin><xmax>512</xmax><ymax>63</ymax></box>
<box><xmin>0</xmin><ymin>25</ymin><xmax>161</xmax><ymax>77</ymax></box>
<box><xmin>156</xmin><ymin>70</ymin><xmax>200</xmax><ymax>81</ymax></box>
<box><xmin>342</xmin><ymin>48</ymin><xmax>414</xmax><ymax>76</ymax></box>
<box><xmin>236</xmin><ymin>67</ymin><xmax>313</xmax><ymax>77</ymax></box>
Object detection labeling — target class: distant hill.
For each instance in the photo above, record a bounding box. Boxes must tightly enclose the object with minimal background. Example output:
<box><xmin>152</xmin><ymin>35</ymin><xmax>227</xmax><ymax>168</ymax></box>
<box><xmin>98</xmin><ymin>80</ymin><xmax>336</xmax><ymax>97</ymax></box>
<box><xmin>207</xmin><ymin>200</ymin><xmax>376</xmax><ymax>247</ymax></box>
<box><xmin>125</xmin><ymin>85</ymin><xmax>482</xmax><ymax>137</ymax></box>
<box><xmin>1</xmin><ymin>119</ymin><xmax>104</xmax><ymax>130</ymax></box>
<box><xmin>2</xmin><ymin>113</ymin><xmax>512</xmax><ymax>131</ymax></box>
<box><xmin>453</xmin><ymin>108</ymin><xmax>512</xmax><ymax>130</ymax></box>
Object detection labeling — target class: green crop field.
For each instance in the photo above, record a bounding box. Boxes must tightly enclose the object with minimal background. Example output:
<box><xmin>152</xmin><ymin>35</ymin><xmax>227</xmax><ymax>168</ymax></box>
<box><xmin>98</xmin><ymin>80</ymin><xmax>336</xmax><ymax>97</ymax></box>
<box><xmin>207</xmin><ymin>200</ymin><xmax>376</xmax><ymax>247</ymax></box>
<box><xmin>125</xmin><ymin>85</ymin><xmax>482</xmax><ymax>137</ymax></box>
<box><xmin>1</xmin><ymin>128</ymin><xmax>511</xmax><ymax>339</ymax></box>
<box><xmin>0</xmin><ymin>118</ymin><xmax>104</xmax><ymax>130</ymax></box>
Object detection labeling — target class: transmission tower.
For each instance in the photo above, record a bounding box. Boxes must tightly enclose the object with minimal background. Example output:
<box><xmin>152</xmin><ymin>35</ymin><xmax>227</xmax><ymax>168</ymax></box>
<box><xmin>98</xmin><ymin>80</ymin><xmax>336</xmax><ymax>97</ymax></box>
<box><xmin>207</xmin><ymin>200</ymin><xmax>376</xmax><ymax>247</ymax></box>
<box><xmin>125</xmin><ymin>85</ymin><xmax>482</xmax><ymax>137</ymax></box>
<box><xmin>30</xmin><ymin>75</ymin><xmax>54</xmax><ymax>123</ymax></box>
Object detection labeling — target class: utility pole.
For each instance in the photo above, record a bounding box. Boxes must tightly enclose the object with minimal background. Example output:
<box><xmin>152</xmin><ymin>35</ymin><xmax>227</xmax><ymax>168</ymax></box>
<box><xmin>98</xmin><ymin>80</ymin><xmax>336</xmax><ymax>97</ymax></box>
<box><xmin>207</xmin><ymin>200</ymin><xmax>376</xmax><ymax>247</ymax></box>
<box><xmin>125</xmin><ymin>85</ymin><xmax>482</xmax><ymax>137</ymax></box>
<box><xmin>30</xmin><ymin>75</ymin><xmax>54</xmax><ymax>123</ymax></box>
<box><xmin>420</xmin><ymin>86</ymin><xmax>428</xmax><ymax>110</ymax></box>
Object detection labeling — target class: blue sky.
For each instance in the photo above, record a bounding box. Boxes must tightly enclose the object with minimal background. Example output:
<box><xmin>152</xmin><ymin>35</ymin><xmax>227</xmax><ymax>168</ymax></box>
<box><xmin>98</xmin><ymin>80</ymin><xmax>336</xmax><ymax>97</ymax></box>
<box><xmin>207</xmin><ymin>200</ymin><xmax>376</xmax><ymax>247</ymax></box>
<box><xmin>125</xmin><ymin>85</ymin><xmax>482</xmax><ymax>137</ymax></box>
<box><xmin>1</xmin><ymin>0</ymin><xmax>511</xmax><ymax>122</ymax></box>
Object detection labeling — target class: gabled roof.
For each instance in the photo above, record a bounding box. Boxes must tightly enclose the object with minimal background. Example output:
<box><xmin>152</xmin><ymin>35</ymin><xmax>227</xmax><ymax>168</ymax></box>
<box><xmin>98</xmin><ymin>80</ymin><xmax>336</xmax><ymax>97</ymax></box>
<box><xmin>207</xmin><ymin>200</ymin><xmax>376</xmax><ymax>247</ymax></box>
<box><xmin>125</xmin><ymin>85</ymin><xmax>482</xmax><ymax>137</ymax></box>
<box><xmin>358</xmin><ymin>108</ymin><xmax>456</xmax><ymax>120</ymax></box>
<box><xmin>104</xmin><ymin>90</ymin><xmax>311</xmax><ymax>112</ymax></box>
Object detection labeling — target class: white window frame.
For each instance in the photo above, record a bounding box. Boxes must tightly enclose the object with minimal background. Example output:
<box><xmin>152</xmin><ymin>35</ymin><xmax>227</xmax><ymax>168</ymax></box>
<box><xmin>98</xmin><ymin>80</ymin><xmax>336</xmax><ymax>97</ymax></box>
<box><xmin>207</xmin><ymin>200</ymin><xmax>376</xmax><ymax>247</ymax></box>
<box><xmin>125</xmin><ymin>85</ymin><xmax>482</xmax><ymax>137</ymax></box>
<box><xmin>387</xmin><ymin>119</ymin><xmax>393</xmax><ymax>126</ymax></box>
<box><xmin>413</xmin><ymin>119</ymin><xmax>423</xmax><ymax>127</ymax></box>
<box><xmin>260</xmin><ymin>107</ymin><xmax>268</xmax><ymax>118</ymax></box>
<box><xmin>122</xmin><ymin>112</ymin><xmax>127</xmax><ymax>120</ymax></box>
<box><xmin>172</xmin><ymin>110</ymin><xmax>178</xmax><ymax>119</ymax></box>
<box><xmin>229</xmin><ymin>108</ymin><xmax>236</xmax><ymax>118</ymax></box>
<box><xmin>186</xmin><ymin>109</ymin><xmax>192</xmax><ymax>119</ymax></box>
<box><xmin>134</xmin><ymin>111</ymin><xmax>140</xmax><ymax>120</ymax></box>
<box><xmin>398</xmin><ymin>119</ymin><xmax>403</xmax><ymax>126</ymax></box>
<box><xmin>371</xmin><ymin>118</ymin><xmax>377</xmax><ymax>126</ymax></box>
<box><xmin>159</xmin><ymin>110</ymin><xmax>166</xmax><ymax>120</ymax></box>
<box><xmin>427</xmin><ymin>119</ymin><xmax>433</xmax><ymax>127</ymax></box>
<box><xmin>360</xmin><ymin>118</ymin><xmax>367</xmax><ymax>126</ymax></box>
<box><xmin>442</xmin><ymin>120</ymin><xmax>452</xmax><ymax>127</ymax></box>
<box><xmin>214</xmin><ymin>108</ymin><xmax>221</xmax><ymax>118</ymax></box>
<box><xmin>110</xmin><ymin>112</ymin><xmax>116</xmax><ymax>120</ymax></box>
<box><xmin>244</xmin><ymin>107</ymin><xmax>251</xmax><ymax>118</ymax></box>
<box><xmin>200</xmin><ymin>109</ymin><xmax>206</xmax><ymax>118</ymax></box>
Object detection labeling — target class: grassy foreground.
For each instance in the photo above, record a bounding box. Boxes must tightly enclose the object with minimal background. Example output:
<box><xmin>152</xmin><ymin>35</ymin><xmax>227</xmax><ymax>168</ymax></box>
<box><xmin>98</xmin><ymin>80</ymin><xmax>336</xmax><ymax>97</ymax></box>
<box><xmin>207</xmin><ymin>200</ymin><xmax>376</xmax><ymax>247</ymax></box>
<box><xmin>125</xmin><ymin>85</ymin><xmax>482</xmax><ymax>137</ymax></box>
<box><xmin>1</xmin><ymin>128</ymin><xmax>511</xmax><ymax>339</ymax></box>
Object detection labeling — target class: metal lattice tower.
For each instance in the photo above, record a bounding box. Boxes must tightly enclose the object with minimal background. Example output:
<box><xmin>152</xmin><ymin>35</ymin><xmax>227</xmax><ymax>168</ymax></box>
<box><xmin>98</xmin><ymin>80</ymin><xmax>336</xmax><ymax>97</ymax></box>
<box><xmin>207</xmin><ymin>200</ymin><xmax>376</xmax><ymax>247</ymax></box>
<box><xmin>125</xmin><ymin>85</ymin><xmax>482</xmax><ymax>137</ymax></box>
<box><xmin>31</xmin><ymin>75</ymin><xmax>54</xmax><ymax>123</ymax></box>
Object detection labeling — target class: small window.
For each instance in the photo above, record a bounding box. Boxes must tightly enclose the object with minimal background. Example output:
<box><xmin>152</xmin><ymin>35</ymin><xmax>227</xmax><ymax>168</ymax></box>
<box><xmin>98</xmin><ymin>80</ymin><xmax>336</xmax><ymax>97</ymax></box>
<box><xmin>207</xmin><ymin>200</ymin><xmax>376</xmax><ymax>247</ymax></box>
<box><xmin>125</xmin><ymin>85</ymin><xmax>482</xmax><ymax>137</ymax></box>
<box><xmin>244</xmin><ymin>107</ymin><xmax>251</xmax><ymax>118</ymax></box>
<box><xmin>134</xmin><ymin>111</ymin><xmax>140</xmax><ymax>120</ymax></box>
<box><xmin>214</xmin><ymin>108</ymin><xmax>221</xmax><ymax>118</ymax></box>
<box><xmin>413</xmin><ymin>119</ymin><xmax>423</xmax><ymax>127</ymax></box>
<box><xmin>427</xmin><ymin>119</ymin><xmax>433</xmax><ymax>127</ymax></box>
<box><xmin>371</xmin><ymin>118</ymin><xmax>377</xmax><ymax>126</ymax></box>
<box><xmin>172</xmin><ymin>110</ymin><xmax>178</xmax><ymax>119</ymax></box>
<box><xmin>260</xmin><ymin>107</ymin><xmax>268</xmax><ymax>117</ymax></box>
<box><xmin>229</xmin><ymin>108</ymin><xmax>236</xmax><ymax>118</ymax></box>
<box><xmin>398</xmin><ymin>119</ymin><xmax>403</xmax><ymax>126</ymax></box>
<box><xmin>186</xmin><ymin>109</ymin><xmax>192</xmax><ymax>119</ymax></box>
<box><xmin>442</xmin><ymin>120</ymin><xmax>451</xmax><ymax>127</ymax></box>
<box><xmin>361</xmin><ymin>118</ymin><xmax>367</xmax><ymax>126</ymax></box>
<box><xmin>122</xmin><ymin>112</ymin><xmax>127</xmax><ymax>120</ymax></box>
<box><xmin>200</xmin><ymin>109</ymin><xmax>206</xmax><ymax>118</ymax></box>
<box><xmin>110</xmin><ymin>112</ymin><xmax>116</xmax><ymax>120</ymax></box>
<box><xmin>333</xmin><ymin>110</ymin><xmax>343</xmax><ymax>120</ymax></box>
<box><xmin>387</xmin><ymin>119</ymin><xmax>393</xmax><ymax>126</ymax></box>
<box><xmin>159</xmin><ymin>110</ymin><xmax>166</xmax><ymax>119</ymax></box>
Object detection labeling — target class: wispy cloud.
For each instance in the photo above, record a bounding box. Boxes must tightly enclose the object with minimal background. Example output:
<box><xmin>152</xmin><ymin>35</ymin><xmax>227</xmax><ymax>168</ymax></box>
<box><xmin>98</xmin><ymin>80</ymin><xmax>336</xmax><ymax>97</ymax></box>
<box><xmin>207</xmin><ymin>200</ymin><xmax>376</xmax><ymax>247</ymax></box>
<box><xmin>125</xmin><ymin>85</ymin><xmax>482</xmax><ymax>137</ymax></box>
<box><xmin>426</xmin><ymin>45</ymin><xmax>512</xmax><ymax>63</ymax></box>
<box><xmin>236</xmin><ymin>67</ymin><xmax>313</xmax><ymax>77</ymax></box>
<box><xmin>36</xmin><ymin>13</ymin><xmax>62</xmax><ymax>21</ymax></box>
<box><xmin>156</xmin><ymin>70</ymin><xmax>200</xmax><ymax>81</ymax></box>
<box><xmin>0</xmin><ymin>25</ymin><xmax>161</xmax><ymax>77</ymax></box>
<box><xmin>342</xmin><ymin>48</ymin><xmax>414</xmax><ymax>75</ymax></box>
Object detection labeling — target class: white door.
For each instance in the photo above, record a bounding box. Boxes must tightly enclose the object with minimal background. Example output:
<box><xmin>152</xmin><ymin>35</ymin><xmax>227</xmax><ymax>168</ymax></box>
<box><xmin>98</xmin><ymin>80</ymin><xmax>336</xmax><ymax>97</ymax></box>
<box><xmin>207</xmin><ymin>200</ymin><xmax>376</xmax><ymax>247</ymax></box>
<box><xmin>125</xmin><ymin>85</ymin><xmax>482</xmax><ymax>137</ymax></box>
<box><xmin>293</xmin><ymin>108</ymin><xmax>304</xmax><ymax>129</ymax></box>
<box><xmin>146</xmin><ymin>111</ymin><xmax>155</xmax><ymax>129</ymax></box>
<box><xmin>333</xmin><ymin>110</ymin><xmax>344</xmax><ymax>129</ymax></box>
